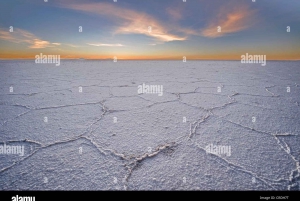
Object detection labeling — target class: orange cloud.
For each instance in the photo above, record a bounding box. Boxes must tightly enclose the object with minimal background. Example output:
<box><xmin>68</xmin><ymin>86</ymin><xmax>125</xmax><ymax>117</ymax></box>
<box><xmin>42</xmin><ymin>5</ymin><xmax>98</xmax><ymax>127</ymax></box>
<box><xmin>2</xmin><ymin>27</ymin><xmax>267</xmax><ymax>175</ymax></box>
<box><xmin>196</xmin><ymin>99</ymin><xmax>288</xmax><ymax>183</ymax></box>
<box><xmin>0</xmin><ymin>28</ymin><xmax>60</xmax><ymax>48</ymax></box>
<box><xmin>0</xmin><ymin>30</ymin><xmax>13</xmax><ymax>41</ymax></box>
<box><xmin>65</xmin><ymin>2</ymin><xmax>189</xmax><ymax>42</ymax></box>
<box><xmin>201</xmin><ymin>4</ymin><xmax>256</xmax><ymax>38</ymax></box>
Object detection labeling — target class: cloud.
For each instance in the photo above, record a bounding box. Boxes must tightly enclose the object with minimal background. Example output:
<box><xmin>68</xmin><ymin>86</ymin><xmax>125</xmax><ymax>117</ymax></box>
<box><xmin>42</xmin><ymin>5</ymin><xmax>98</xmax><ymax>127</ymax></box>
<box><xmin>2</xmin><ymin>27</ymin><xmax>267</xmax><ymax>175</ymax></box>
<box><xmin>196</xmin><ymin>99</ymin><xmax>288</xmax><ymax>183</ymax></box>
<box><xmin>29</xmin><ymin>39</ymin><xmax>51</xmax><ymax>49</ymax></box>
<box><xmin>87</xmin><ymin>43</ymin><xmax>124</xmax><ymax>47</ymax></box>
<box><xmin>201</xmin><ymin>4</ymin><xmax>256</xmax><ymax>38</ymax></box>
<box><xmin>66</xmin><ymin>43</ymin><xmax>80</xmax><ymax>48</ymax></box>
<box><xmin>0</xmin><ymin>30</ymin><xmax>14</xmax><ymax>41</ymax></box>
<box><xmin>64</xmin><ymin>2</ymin><xmax>189</xmax><ymax>42</ymax></box>
<box><xmin>0</xmin><ymin>28</ymin><xmax>60</xmax><ymax>48</ymax></box>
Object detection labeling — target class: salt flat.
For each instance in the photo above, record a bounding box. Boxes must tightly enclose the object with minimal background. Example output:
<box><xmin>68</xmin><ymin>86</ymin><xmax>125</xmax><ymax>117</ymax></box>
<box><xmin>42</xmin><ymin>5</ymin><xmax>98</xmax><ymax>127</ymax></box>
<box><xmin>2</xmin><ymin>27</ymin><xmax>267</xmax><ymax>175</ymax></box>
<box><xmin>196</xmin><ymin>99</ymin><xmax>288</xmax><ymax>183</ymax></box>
<box><xmin>0</xmin><ymin>60</ymin><xmax>299</xmax><ymax>190</ymax></box>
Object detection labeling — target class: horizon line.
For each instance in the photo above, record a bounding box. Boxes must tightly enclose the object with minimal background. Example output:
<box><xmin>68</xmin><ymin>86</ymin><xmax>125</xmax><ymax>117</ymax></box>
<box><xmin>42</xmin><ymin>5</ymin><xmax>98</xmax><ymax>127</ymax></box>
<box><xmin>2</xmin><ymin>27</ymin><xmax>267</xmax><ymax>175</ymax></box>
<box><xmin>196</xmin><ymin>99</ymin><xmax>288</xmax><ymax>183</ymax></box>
<box><xmin>0</xmin><ymin>58</ymin><xmax>299</xmax><ymax>61</ymax></box>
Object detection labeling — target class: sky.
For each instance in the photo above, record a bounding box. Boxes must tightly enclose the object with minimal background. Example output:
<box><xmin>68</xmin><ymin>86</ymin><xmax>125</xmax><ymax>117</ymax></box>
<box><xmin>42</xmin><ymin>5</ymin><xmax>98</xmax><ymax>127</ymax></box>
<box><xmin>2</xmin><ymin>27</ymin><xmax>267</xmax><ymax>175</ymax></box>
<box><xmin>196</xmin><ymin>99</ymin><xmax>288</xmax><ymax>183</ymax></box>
<box><xmin>0</xmin><ymin>0</ymin><xmax>299</xmax><ymax>60</ymax></box>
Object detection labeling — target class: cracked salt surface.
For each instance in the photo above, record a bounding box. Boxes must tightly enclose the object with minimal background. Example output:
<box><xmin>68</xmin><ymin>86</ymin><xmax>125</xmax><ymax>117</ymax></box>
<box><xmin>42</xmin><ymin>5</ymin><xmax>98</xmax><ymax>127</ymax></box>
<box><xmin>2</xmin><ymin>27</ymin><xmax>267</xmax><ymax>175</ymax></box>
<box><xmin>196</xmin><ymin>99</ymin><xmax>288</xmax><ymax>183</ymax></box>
<box><xmin>0</xmin><ymin>60</ymin><xmax>299</xmax><ymax>190</ymax></box>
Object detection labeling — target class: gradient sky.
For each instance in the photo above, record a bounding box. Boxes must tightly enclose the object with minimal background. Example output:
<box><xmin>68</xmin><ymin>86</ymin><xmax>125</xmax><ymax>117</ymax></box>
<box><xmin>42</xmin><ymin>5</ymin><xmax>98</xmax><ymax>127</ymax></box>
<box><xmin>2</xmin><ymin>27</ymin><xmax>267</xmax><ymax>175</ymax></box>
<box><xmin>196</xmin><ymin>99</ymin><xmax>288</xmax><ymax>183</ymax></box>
<box><xmin>0</xmin><ymin>0</ymin><xmax>299</xmax><ymax>60</ymax></box>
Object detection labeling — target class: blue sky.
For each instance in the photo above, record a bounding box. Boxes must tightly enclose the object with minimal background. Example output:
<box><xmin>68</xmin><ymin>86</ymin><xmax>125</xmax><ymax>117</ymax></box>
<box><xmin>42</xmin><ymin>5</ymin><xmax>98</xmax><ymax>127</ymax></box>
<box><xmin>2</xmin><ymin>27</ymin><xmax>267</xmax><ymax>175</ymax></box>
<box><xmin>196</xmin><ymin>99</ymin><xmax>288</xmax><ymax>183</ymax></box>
<box><xmin>0</xmin><ymin>0</ymin><xmax>299</xmax><ymax>59</ymax></box>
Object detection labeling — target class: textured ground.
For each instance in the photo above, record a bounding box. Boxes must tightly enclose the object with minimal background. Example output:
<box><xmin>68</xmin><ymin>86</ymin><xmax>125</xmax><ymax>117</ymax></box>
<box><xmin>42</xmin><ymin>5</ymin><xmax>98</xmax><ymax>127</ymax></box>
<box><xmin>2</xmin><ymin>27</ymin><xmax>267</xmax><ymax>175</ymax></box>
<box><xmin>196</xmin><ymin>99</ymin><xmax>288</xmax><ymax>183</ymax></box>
<box><xmin>0</xmin><ymin>60</ymin><xmax>299</xmax><ymax>190</ymax></box>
